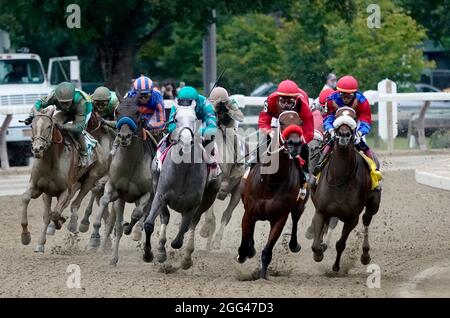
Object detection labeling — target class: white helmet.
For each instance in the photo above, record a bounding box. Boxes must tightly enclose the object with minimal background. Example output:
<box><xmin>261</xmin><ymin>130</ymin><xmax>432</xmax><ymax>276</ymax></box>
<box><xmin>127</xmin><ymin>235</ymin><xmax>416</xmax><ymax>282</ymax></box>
<box><xmin>209</xmin><ymin>87</ymin><xmax>229</xmax><ymax>105</ymax></box>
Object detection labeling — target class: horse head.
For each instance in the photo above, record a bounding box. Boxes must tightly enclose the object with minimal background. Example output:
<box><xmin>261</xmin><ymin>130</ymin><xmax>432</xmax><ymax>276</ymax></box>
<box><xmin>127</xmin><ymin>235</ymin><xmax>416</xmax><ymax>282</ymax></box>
<box><xmin>115</xmin><ymin>96</ymin><xmax>141</xmax><ymax>147</ymax></box>
<box><xmin>31</xmin><ymin>106</ymin><xmax>56</xmax><ymax>158</ymax></box>
<box><xmin>172</xmin><ymin>99</ymin><xmax>198</xmax><ymax>154</ymax></box>
<box><xmin>278</xmin><ymin>111</ymin><xmax>304</xmax><ymax>159</ymax></box>
<box><xmin>333</xmin><ymin>106</ymin><xmax>357</xmax><ymax>149</ymax></box>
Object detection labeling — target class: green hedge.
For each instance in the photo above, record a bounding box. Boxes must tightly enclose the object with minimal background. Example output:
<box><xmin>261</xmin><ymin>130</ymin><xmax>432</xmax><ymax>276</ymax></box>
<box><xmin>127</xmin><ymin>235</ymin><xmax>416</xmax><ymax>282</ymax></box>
<box><xmin>429</xmin><ymin>129</ymin><xmax>450</xmax><ymax>149</ymax></box>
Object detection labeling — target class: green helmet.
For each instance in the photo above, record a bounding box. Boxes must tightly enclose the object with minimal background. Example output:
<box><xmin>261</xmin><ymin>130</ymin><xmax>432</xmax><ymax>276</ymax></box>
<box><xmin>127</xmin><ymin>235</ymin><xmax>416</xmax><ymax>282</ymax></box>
<box><xmin>92</xmin><ymin>86</ymin><xmax>111</xmax><ymax>101</ymax></box>
<box><xmin>178</xmin><ymin>86</ymin><xmax>198</xmax><ymax>100</ymax></box>
<box><xmin>55</xmin><ymin>82</ymin><xmax>75</xmax><ymax>102</ymax></box>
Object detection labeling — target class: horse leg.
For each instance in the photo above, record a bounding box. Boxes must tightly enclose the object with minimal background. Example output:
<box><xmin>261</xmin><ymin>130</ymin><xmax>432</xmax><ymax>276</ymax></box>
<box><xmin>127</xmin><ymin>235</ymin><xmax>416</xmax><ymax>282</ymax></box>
<box><xmin>110</xmin><ymin>199</ymin><xmax>125</xmax><ymax>266</ymax></box>
<box><xmin>20</xmin><ymin>187</ymin><xmax>40</xmax><ymax>245</ymax></box>
<box><xmin>200</xmin><ymin>205</ymin><xmax>215</xmax><ymax>239</ymax></box>
<box><xmin>89</xmin><ymin>181</ymin><xmax>118</xmax><ymax>248</ymax></box>
<box><xmin>51</xmin><ymin>189</ymin><xmax>72</xmax><ymax>230</ymax></box>
<box><xmin>123</xmin><ymin>192</ymin><xmax>151</xmax><ymax>236</ymax></box>
<box><xmin>34</xmin><ymin>194</ymin><xmax>52</xmax><ymax>253</ymax></box>
<box><xmin>79</xmin><ymin>191</ymin><xmax>96</xmax><ymax>233</ymax></box>
<box><xmin>171</xmin><ymin>209</ymin><xmax>196</xmax><ymax>249</ymax></box>
<box><xmin>131</xmin><ymin>216</ymin><xmax>144</xmax><ymax>242</ymax></box>
<box><xmin>68</xmin><ymin>177</ymin><xmax>97</xmax><ymax>234</ymax></box>
<box><xmin>261</xmin><ymin>214</ymin><xmax>289</xmax><ymax>279</ymax></box>
<box><xmin>181</xmin><ymin>209</ymin><xmax>204</xmax><ymax>270</ymax></box>
<box><xmin>324</xmin><ymin>217</ymin><xmax>339</xmax><ymax>249</ymax></box>
<box><xmin>156</xmin><ymin>205</ymin><xmax>170</xmax><ymax>263</ymax></box>
<box><xmin>361</xmin><ymin>191</ymin><xmax>381</xmax><ymax>265</ymax></box>
<box><xmin>237</xmin><ymin>210</ymin><xmax>256</xmax><ymax>263</ymax></box>
<box><xmin>212</xmin><ymin>184</ymin><xmax>241</xmax><ymax>250</ymax></box>
<box><xmin>311</xmin><ymin>211</ymin><xmax>327</xmax><ymax>262</ymax></box>
<box><xmin>101</xmin><ymin>202</ymin><xmax>116</xmax><ymax>253</ymax></box>
<box><xmin>332</xmin><ymin>216</ymin><xmax>359</xmax><ymax>272</ymax></box>
<box><xmin>143</xmin><ymin>194</ymin><xmax>164</xmax><ymax>263</ymax></box>
<box><xmin>288</xmin><ymin>209</ymin><xmax>302</xmax><ymax>253</ymax></box>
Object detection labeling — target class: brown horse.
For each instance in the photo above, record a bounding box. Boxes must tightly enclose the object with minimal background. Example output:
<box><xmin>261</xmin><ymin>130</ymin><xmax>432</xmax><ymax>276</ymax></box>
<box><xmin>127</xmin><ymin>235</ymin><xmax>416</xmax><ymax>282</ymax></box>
<box><xmin>237</xmin><ymin>111</ymin><xmax>308</xmax><ymax>279</ymax></box>
<box><xmin>310</xmin><ymin>107</ymin><xmax>381</xmax><ymax>272</ymax></box>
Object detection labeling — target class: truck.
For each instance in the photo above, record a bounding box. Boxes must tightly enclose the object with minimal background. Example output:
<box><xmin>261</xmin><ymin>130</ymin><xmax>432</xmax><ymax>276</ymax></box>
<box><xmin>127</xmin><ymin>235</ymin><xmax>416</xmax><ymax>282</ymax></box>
<box><xmin>0</xmin><ymin>52</ymin><xmax>80</xmax><ymax>167</ymax></box>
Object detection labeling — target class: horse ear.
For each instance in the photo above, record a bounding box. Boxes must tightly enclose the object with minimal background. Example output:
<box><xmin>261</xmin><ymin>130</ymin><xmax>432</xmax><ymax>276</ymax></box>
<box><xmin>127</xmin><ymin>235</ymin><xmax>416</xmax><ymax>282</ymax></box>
<box><xmin>46</xmin><ymin>105</ymin><xmax>56</xmax><ymax>117</ymax></box>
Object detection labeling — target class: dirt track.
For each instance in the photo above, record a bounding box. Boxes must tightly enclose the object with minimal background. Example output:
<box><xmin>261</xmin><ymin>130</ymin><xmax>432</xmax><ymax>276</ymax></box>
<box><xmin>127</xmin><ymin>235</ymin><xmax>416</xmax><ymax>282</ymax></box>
<box><xmin>0</xmin><ymin>169</ymin><xmax>450</xmax><ymax>298</ymax></box>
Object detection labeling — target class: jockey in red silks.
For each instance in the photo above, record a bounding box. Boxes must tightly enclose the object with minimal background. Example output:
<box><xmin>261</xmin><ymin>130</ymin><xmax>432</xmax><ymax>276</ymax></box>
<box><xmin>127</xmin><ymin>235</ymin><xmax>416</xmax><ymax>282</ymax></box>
<box><xmin>257</xmin><ymin>79</ymin><xmax>314</xmax><ymax>195</ymax></box>
<box><xmin>311</xmin><ymin>87</ymin><xmax>335</xmax><ymax>140</ymax></box>
<box><xmin>312</xmin><ymin>75</ymin><xmax>380</xmax><ymax>184</ymax></box>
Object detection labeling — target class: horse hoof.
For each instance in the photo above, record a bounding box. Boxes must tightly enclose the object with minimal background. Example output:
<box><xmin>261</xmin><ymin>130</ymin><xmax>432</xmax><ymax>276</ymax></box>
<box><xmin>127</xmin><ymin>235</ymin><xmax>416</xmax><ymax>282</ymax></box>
<box><xmin>332</xmin><ymin>263</ymin><xmax>340</xmax><ymax>272</ymax></box>
<box><xmin>34</xmin><ymin>244</ymin><xmax>44</xmax><ymax>253</ymax></box>
<box><xmin>321</xmin><ymin>243</ymin><xmax>328</xmax><ymax>253</ymax></box>
<box><xmin>313</xmin><ymin>253</ymin><xmax>324</xmax><ymax>262</ymax></box>
<box><xmin>21</xmin><ymin>232</ymin><xmax>31</xmax><ymax>245</ymax></box>
<box><xmin>361</xmin><ymin>254</ymin><xmax>371</xmax><ymax>265</ymax></box>
<box><xmin>101</xmin><ymin>239</ymin><xmax>112</xmax><ymax>253</ymax></box>
<box><xmin>78</xmin><ymin>221</ymin><xmax>90</xmax><ymax>233</ymax></box>
<box><xmin>305</xmin><ymin>226</ymin><xmax>314</xmax><ymax>240</ymax></box>
<box><xmin>217</xmin><ymin>191</ymin><xmax>227</xmax><ymax>201</ymax></box>
<box><xmin>54</xmin><ymin>217</ymin><xmax>66</xmax><ymax>230</ymax></box>
<box><xmin>123</xmin><ymin>222</ymin><xmax>132</xmax><ymax>235</ymax></box>
<box><xmin>236</xmin><ymin>254</ymin><xmax>248</xmax><ymax>264</ymax></box>
<box><xmin>132</xmin><ymin>229</ymin><xmax>142</xmax><ymax>242</ymax></box>
<box><xmin>46</xmin><ymin>223</ymin><xmax>56</xmax><ymax>236</ymax></box>
<box><xmin>181</xmin><ymin>259</ymin><xmax>193</xmax><ymax>270</ymax></box>
<box><xmin>67</xmin><ymin>222</ymin><xmax>78</xmax><ymax>234</ymax></box>
<box><xmin>143</xmin><ymin>250</ymin><xmax>154</xmax><ymax>263</ymax></box>
<box><xmin>88</xmin><ymin>235</ymin><xmax>101</xmax><ymax>248</ymax></box>
<box><xmin>289</xmin><ymin>243</ymin><xmax>301</xmax><ymax>253</ymax></box>
<box><xmin>156</xmin><ymin>252</ymin><xmax>167</xmax><ymax>263</ymax></box>
<box><xmin>171</xmin><ymin>239</ymin><xmax>183</xmax><ymax>249</ymax></box>
<box><xmin>110</xmin><ymin>258</ymin><xmax>118</xmax><ymax>266</ymax></box>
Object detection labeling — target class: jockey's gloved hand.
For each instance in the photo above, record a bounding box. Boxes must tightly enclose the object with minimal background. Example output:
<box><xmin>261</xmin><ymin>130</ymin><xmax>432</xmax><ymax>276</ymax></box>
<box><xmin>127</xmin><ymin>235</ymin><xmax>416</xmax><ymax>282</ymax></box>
<box><xmin>354</xmin><ymin>131</ymin><xmax>363</xmax><ymax>145</ymax></box>
<box><xmin>327</xmin><ymin>128</ymin><xmax>335</xmax><ymax>139</ymax></box>
<box><xmin>24</xmin><ymin>116</ymin><xmax>33</xmax><ymax>125</ymax></box>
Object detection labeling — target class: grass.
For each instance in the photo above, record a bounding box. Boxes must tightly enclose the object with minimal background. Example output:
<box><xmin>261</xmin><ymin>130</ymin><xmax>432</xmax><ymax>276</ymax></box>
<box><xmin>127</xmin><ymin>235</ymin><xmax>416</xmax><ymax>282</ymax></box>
<box><xmin>365</xmin><ymin>136</ymin><xmax>430</xmax><ymax>150</ymax></box>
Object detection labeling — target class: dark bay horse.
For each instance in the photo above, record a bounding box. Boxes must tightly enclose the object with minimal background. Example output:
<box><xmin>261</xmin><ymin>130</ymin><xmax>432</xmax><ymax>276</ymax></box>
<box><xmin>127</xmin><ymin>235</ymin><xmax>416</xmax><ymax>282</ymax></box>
<box><xmin>143</xmin><ymin>100</ymin><xmax>221</xmax><ymax>270</ymax></box>
<box><xmin>310</xmin><ymin>107</ymin><xmax>381</xmax><ymax>272</ymax></box>
<box><xmin>237</xmin><ymin>111</ymin><xmax>308</xmax><ymax>279</ymax></box>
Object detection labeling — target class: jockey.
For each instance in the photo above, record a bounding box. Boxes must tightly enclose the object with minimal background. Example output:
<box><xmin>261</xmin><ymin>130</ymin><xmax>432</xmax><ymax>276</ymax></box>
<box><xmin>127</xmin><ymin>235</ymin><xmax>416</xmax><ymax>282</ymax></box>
<box><xmin>313</xmin><ymin>75</ymin><xmax>380</xmax><ymax>181</ymax></box>
<box><xmin>157</xmin><ymin>86</ymin><xmax>219</xmax><ymax>177</ymax></box>
<box><xmin>208</xmin><ymin>86</ymin><xmax>244</xmax><ymax>129</ymax></box>
<box><xmin>127</xmin><ymin>75</ymin><xmax>166</xmax><ymax>136</ymax></box>
<box><xmin>257</xmin><ymin>79</ymin><xmax>314</xmax><ymax>196</ymax></box>
<box><xmin>25</xmin><ymin>81</ymin><xmax>92</xmax><ymax>167</ymax></box>
<box><xmin>91</xmin><ymin>86</ymin><xmax>119</xmax><ymax>128</ymax></box>
<box><xmin>167</xmin><ymin>86</ymin><xmax>218</xmax><ymax>137</ymax></box>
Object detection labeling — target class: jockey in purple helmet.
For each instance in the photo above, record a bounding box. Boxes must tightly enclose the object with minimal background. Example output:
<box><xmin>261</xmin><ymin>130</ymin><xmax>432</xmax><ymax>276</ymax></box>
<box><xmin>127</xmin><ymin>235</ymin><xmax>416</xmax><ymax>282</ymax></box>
<box><xmin>126</xmin><ymin>75</ymin><xmax>166</xmax><ymax>136</ymax></box>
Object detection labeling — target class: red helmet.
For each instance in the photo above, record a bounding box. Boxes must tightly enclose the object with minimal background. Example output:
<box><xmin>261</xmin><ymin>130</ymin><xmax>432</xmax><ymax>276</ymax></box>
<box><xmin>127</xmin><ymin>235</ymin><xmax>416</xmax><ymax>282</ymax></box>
<box><xmin>318</xmin><ymin>88</ymin><xmax>334</xmax><ymax>105</ymax></box>
<box><xmin>336</xmin><ymin>75</ymin><xmax>358</xmax><ymax>93</ymax></box>
<box><xmin>276</xmin><ymin>80</ymin><xmax>300</xmax><ymax>97</ymax></box>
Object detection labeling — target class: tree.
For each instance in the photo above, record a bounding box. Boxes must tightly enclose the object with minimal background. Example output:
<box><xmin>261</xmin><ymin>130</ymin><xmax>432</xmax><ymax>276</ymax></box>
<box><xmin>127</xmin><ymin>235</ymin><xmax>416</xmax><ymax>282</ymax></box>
<box><xmin>217</xmin><ymin>14</ymin><xmax>284</xmax><ymax>94</ymax></box>
<box><xmin>326</xmin><ymin>0</ymin><xmax>432</xmax><ymax>90</ymax></box>
<box><xmin>0</xmin><ymin>0</ymin><xmax>288</xmax><ymax>93</ymax></box>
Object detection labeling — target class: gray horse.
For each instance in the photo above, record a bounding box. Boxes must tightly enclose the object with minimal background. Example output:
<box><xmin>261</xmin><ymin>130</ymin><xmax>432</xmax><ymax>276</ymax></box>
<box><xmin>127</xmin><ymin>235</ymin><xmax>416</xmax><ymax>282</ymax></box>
<box><xmin>200</xmin><ymin>123</ymin><xmax>247</xmax><ymax>250</ymax></box>
<box><xmin>21</xmin><ymin>106</ymin><xmax>109</xmax><ymax>252</ymax></box>
<box><xmin>86</xmin><ymin>97</ymin><xmax>156</xmax><ymax>265</ymax></box>
<box><xmin>143</xmin><ymin>101</ymin><xmax>221</xmax><ymax>270</ymax></box>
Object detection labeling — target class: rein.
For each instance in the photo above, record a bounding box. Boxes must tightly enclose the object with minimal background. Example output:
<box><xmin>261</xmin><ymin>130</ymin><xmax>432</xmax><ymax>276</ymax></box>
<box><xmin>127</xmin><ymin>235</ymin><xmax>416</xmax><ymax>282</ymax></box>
<box><xmin>31</xmin><ymin>113</ymin><xmax>58</xmax><ymax>147</ymax></box>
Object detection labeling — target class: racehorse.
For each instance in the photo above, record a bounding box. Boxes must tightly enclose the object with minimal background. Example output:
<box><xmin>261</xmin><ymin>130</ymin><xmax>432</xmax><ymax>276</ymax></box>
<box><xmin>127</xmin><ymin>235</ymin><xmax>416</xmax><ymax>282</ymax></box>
<box><xmin>78</xmin><ymin>111</ymin><xmax>117</xmax><ymax>237</ymax></box>
<box><xmin>199</xmin><ymin>120</ymin><xmax>248</xmax><ymax>250</ymax></box>
<box><xmin>143</xmin><ymin>99</ymin><xmax>221</xmax><ymax>270</ymax></box>
<box><xmin>87</xmin><ymin>96</ymin><xmax>157</xmax><ymax>265</ymax></box>
<box><xmin>237</xmin><ymin>111</ymin><xmax>308</xmax><ymax>279</ymax></box>
<box><xmin>21</xmin><ymin>106</ymin><xmax>109</xmax><ymax>252</ymax></box>
<box><xmin>310</xmin><ymin>107</ymin><xmax>381</xmax><ymax>272</ymax></box>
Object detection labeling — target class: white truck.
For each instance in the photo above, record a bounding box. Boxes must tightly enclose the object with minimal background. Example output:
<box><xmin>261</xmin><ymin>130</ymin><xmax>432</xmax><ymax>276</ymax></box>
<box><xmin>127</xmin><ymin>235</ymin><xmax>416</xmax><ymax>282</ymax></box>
<box><xmin>0</xmin><ymin>52</ymin><xmax>80</xmax><ymax>167</ymax></box>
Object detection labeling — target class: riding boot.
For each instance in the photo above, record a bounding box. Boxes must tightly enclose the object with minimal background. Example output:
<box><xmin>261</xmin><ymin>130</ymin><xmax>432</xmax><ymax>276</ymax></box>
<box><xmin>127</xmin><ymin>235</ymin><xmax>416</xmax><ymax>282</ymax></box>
<box><xmin>77</xmin><ymin>133</ymin><xmax>89</xmax><ymax>167</ymax></box>
<box><xmin>312</xmin><ymin>143</ymin><xmax>332</xmax><ymax>176</ymax></box>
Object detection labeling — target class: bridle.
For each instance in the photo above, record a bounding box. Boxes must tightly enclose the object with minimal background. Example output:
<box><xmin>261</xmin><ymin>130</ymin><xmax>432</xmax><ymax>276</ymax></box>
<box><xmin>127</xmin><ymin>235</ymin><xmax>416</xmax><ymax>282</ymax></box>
<box><xmin>31</xmin><ymin>113</ymin><xmax>55</xmax><ymax>150</ymax></box>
